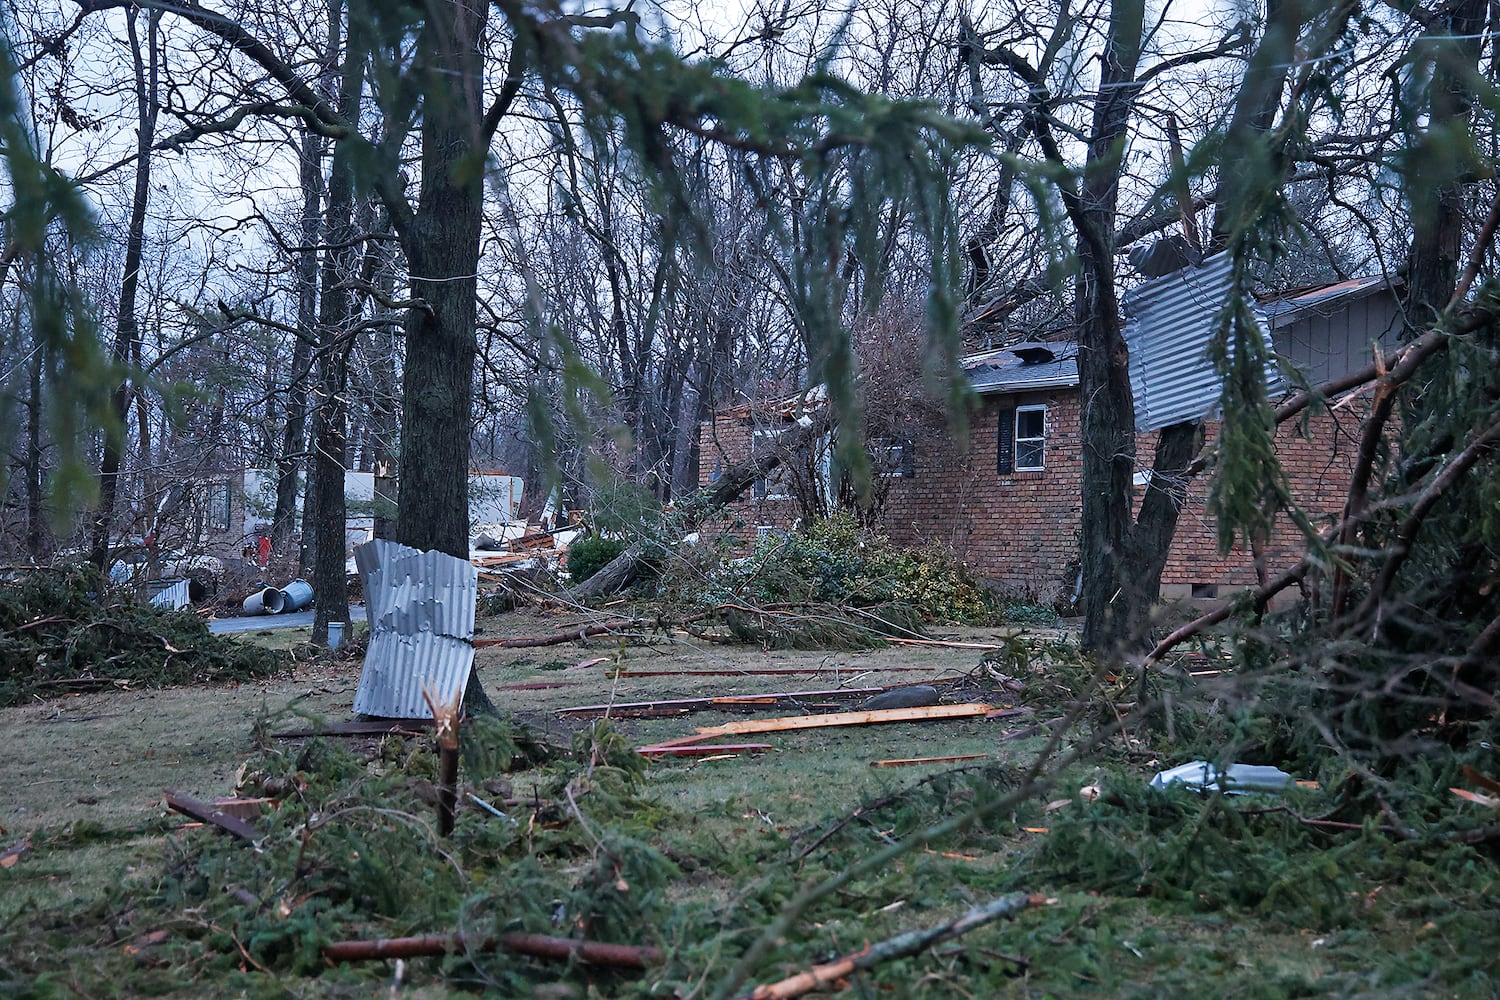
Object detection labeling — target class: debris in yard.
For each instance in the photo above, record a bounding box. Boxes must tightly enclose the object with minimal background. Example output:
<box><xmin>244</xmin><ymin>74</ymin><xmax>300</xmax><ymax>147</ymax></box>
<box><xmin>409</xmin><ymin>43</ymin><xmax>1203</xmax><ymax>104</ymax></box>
<box><xmin>558</xmin><ymin>686</ymin><xmax>888</xmax><ymax>718</ymax></box>
<box><xmin>352</xmin><ymin>540</ymin><xmax>478</xmax><ymax>719</ymax></box>
<box><xmin>1149</xmin><ymin>761</ymin><xmax>1295</xmax><ymax>794</ymax></box>
<box><xmin>163</xmin><ymin>790</ymin><xmax>258</xmax><ymax>841</ymax></box>
<box><xmin>615</xmin><ymin>666</ymin><xmax>952</xmax><ymax>678</ymax></box>
<box><xmin>637</xmin><ymin>743</ymin><xmax>773</xmax><ymax>757</ymax></box>
<box><xmin>272</xmin><ymin>720</ymin><xmax>436</xmax><ymax>739</ymax></box>
<box><xmin>210</xmin><ymin>797</ymin><xmax>271</xmax><ymax>821</ymax></box>
<box><xmin>472</xmin><ymin>620</ymin><xmax>632</xmax><ymax>648</ymax></box>
<box><xmin>859</xmin><ymin>685</ymin><xmax>941</xmax><ymax>710</ymax></box>
<box><xmin>321</xmin><ymin>930</ymin><xmax>662</xmax><ymax>967</ymax></box>
<box><xmin>870</xmin><ymin>754</ymin><xmax>988</xmax><ymax>767</ymax></box>
<box><xmin>688</xmin><ymin>703</ymin><xmax>995</xmax><ymax>739</ymax></box>
<box><xmin>0</xmin><ymin>837</ymin><xmax>32</xmax><ymax>869</ymax></box>
<box><xmin>741</xmin><ymin>892</ymin><xmax>1045</xmax><ymax>999</ymax></box>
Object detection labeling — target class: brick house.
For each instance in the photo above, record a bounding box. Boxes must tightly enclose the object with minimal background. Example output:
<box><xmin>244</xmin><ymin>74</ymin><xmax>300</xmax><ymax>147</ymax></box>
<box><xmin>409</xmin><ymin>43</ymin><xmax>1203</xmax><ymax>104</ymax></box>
<box><xmin>698</xmin><ymin>272</ymin><xmax>1403</xmax><ymax>603</ymax></box>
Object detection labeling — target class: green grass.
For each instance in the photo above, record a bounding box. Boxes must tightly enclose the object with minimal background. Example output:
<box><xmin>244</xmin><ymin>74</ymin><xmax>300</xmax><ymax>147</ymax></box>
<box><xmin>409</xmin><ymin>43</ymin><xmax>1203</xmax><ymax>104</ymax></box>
<box><xmin>4</xmin><ymin>618</ymin><xmax>1500</xmax><ymax>998</ymax></box>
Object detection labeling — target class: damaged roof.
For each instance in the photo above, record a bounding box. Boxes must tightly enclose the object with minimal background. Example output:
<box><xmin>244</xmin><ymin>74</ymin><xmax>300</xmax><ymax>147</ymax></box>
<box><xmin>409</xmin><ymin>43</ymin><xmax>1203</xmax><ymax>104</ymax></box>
<box><xmin>1256</xmin><ymin>273</ymin><xmax>1401</xmax><ymax>327</ymax></box>
<box><xmin>962</xmin><ymin>340</ymin><xmax>1079</xmax><ymax>394</ymax></box>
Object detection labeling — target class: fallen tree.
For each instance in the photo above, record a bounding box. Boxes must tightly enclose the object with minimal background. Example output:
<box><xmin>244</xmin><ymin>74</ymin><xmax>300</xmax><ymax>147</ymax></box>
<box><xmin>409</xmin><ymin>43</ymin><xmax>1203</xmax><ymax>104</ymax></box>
<box><xmin>566</xmin><ymin>410</ymin><xmax>834</xmax><ymax>601</ymax></box>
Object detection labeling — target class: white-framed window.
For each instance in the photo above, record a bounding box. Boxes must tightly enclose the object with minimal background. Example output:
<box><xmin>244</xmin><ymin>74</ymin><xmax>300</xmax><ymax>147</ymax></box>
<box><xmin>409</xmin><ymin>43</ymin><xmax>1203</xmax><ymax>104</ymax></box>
<box><xmin>1014</xmin><ymin>405</ymin><xmax>1046</xmax><ymax>471</ymax></box>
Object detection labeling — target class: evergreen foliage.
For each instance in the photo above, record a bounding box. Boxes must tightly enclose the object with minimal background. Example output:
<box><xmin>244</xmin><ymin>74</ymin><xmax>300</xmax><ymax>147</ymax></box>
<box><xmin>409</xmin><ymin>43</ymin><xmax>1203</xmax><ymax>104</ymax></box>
<box><xmin>0</xmin><ymin>565</ymin><xmax>283</xmax><ymax>706</ymax></box>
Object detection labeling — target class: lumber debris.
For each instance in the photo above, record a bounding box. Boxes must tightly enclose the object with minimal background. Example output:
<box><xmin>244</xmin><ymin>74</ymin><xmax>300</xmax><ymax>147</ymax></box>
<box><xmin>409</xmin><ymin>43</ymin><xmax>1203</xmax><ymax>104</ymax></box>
<box><xmin>210</xmin><ymin>797</ymin><xmax>271</xmax><ymax>821</ymax></box>
<box><xmin>472</xmin><ymin>620</ymin><xmax>631</xmax><ymax>648</ymax></box>
<box><xmin>741</xmin><ymin>892</ymin><xmax>1045</xmax><ymax>999</ymax></box>
<box><xmin>558</xmin><ymin>687</ymin><xmax>887</xmax><ymax>718</ymax></box>
<box><xmin>164</xmin><ymin>791</ymin><xmax>257</xmax><ymax>841</ymax></box>
<box><xmin>870</xmin><ymin>754</ymin><xmax>989</xmax><ymax>768</ymax></box>
<box><xmin>322</xmin><ymin>930</ymin><xmax>662</xmax><ymax>967</ymax></box>
<box><xmin>615</xmin><ymin>666</ymin><xmax>954</xmax><ymax>678</ymax></box>
<box><xmin>692</xmin><ymin>703</ymin><xmax>994</xmax><ymax>738</ymax></box>
<box><xmin>637</xmin><ymin>743</ymin><xmax>773</xmax><ymax>757</ymax></box>
<box><xmin>0</xmin><ymin>837</ymin><xmax>32</xmax><ymax>869</ymax></box>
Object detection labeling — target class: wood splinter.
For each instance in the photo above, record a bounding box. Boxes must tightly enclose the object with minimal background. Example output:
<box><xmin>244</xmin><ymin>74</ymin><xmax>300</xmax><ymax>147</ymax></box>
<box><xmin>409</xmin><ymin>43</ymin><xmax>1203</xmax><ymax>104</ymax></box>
<box><xmin>421</xmin><ymin>684</ymin><xmax>464</xmax><ymax>838</ymax></box>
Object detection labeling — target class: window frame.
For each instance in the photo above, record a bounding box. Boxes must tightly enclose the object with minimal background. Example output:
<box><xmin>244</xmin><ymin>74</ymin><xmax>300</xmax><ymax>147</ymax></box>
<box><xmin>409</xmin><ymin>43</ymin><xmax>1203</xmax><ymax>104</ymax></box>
<box><xmin>1013</xmin><ymin>404</ymin><xmax>1046</xmax><ymax>472</ymax></box>
<box><xmin>204</xmin><ymin>481</ymin><xmax>232</xmax><ymax>532</ymax></box>
<box><xmin>870</xmin><ymin>435</ymin><xmax>914</xmax><ymax>479</ymax></box>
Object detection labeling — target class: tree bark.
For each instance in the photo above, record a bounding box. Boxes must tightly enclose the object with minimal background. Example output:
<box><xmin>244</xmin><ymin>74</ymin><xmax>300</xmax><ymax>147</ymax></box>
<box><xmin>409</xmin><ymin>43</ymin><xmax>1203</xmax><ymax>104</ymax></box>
<box><xmin>88</xmin><ymin>9</ymin><xmax>157</xmax><ymax>571</ymax></box>
<box><xmin>271</xmin><ymin>125</ymin><xmax>322</xmax><ymax>559</ymax></box>
<box><xmin>396</xmin><ymin>0</ymin><xmax>489</xmax><ymax>559</ymax></box>
<box><xmin>1403</xmin><ymin>0</ymin><xmax>1488</xmax><ymax>331</ymax></box>
<box><xmin>309</xmin><ymin>0</ymin><xmax>361</xmax><ymax>644</ymax></box>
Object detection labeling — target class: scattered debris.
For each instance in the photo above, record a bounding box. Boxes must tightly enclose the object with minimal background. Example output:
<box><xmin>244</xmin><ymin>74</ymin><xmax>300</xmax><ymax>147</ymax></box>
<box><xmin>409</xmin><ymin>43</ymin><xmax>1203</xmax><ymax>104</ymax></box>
<box><xmin>352</xmin><ymin>540</ymin><xmax>478</xmax><ymax>719</ymax></box>
<box><xmin>1149</xmin><ymin>761</ymin><xmax>1295</xmax><ymax>795</ymax></box>
<box><xmin>688</xmin><ymin>703</ymin><xmax>995</xmax><ymax>740</ymax></box>
<box><xmin>558</xmin><ymin>687</ymin><xmax>888</xmax><ymax>718</ymax></box>
<box><xmin>472</xmin><ymin>620</ymin><xmax>631</xmax><ymax>648</ymax></box>
<box><xmin>272</xmin><ymin>720</ymin><xmax>436</xmax><ymax>739</ymax></box>
<box><xmin>741</xmin><ymin>892</ymin><xmax>1045</xmax><ymax>999</ymax></box>
<box><xmin>322</xmin><ymin>931</ymin><xmax>662</xmax><ymax>967</ymax></box>
<box><xmin>870</xmin><ymin>755</ymin><xmax>988</xmax><ymax>768</ymax></box>
<box><xmin>638</xmin><ymin>743</ymin><xmax>774</xmax><ymax>758</ymax></box>
<box><xmin>163</xmin><ymin>791</ymin><xmax>257</xmax><ymax>841</ymax></box>
<box><xmin>859</xmin><ymin>685</ymin><xmax>941</xmax><ymax>710</ymax></box>
<box><xmin>0</xmin><ymin>837</ymin><xmax>32</xmax><ymax>869</ymax></box>
<box><xmin>615</xmin><ymin>666</ymin><xmax>953</xmax><ymax>678</ymax></box>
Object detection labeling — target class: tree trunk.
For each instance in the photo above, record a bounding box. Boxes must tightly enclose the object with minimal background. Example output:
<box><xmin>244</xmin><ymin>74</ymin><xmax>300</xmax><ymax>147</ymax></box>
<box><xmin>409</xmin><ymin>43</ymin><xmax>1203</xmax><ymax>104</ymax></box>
<box><xmin>88</xmin><ymin>9</ymin><xmax>158</xmax><ymax>571</ymax></box>
<box><xmin>1073</xmin><ymin>0</ymin><xmax>1143</xmax><ymax>652</ymax></box>
<box><xmin>309</xmin><ymin>0</ymin><xmax>362</xmax><ymax>645</ymax></box>
<box><xmin>1403</xmin><ymin>0</ymin><xmax>1487</xmax><ymax>328</ymax></box>
<box><xmin>272</xmin><ymin>125</ymin><xmax>322</xmax><ymax>559</ymax></box>
<box><xmin>396</xmin><ymin>0</ymin><xmax>488</xmax><ymax>559</ymax></box>
<box><xmin>25</xmin><ymin>326</ymin><xmax>46</xmax><ymax>558</ymax></box>
<box><xmin>395</xmin><ymin>0</ymin><xmax>493</xmax><ymax>711</ymax></box>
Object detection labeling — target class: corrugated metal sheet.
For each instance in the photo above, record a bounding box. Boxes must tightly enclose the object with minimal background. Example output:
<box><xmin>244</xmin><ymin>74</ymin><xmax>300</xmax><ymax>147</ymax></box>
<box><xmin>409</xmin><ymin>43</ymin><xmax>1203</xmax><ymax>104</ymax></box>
<box><xmin>964</xmin><ymin>341</ymin><xmax>1079</xmax><ymax>394</ymax></box>
<box><xmin>1122</xmin><ymin>251</ymin><xmax>1277</xmax><ymax>431</ymax></box>
<box><xmin>148</xmin><ymin>578</ymin><xmax>190</xmax><ymax>610</ymax></box>
<box><xmin>352</xmin><ymin>539</ymin><xmax>478</xmax><ymax>719</ymax></box>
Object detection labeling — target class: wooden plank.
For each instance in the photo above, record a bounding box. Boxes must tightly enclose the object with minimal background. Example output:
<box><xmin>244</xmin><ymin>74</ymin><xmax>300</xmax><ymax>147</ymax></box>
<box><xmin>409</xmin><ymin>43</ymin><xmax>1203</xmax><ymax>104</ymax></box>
<box><xmin>637</xmin><ymin>743</ymin><xmax>773</xmax><ymax>757</ymax></box>
<box><xmin>164</xmin><ymin>791</ymin><xmax>257</xmax><ymax>841</ymax></box>
<box><xmin>557</xmin><ymin>687</ymin><xmax>886</xmax><ymax>717</ymax></box>
<box><xmin>692</xmin><ymin>703</ymin><xmax>994</xmax><ymax>737</ymax></box>
<box><xmin>871</xmin><ymin>754</ymin><xmax>989</xmax><ymax>768</ymax></box>
<box><xmin>616</xmin><ymin>667</ymin><xmax>953</xmax><ymax>677</ymax></box>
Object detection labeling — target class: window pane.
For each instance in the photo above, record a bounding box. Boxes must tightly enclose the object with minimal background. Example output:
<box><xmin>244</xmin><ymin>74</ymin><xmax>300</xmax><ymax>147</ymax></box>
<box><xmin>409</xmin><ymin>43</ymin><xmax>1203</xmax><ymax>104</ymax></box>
<box><xmin>1016</xmin><ymin>439</ymin><xmax>1044</xmax><ymax>469</ymax></box>
<box><xmin>1016</xmin><ymin>408</ymin><xmax>1044</xmax><ymax>438</ymax></box>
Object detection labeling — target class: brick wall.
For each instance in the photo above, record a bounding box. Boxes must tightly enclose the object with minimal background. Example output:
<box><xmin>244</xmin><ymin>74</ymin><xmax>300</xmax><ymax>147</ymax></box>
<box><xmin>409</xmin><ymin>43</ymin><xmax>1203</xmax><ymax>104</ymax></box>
<box><xmin>696</xmin><ymin>391</ymin><xmax>1360</xmax><ymax>602</ymax></box>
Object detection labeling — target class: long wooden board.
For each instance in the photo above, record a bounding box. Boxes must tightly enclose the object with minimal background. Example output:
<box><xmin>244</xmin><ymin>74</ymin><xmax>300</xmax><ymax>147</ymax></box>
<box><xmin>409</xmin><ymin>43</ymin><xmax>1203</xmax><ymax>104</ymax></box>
<box><xmin>691</xmin><ymin>703</ymin><xmax>994</xmax><ymax>738</ymax></box>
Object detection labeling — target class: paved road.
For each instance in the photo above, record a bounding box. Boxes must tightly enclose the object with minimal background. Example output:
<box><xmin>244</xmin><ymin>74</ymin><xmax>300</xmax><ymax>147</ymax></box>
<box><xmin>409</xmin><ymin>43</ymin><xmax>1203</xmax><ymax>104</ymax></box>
<box><xmin>209</xmin><ymin>606</ymin><xmax>363</xmax><ymax>634</ymax></box>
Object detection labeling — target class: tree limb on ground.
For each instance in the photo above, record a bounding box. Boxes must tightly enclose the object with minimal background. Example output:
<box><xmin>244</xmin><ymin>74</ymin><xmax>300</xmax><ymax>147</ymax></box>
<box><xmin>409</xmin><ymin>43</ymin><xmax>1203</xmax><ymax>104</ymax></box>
<box><xmin>739</xmin><ymin>892</ymin><xmax>1045</xmax><ymax>1000</ymax></box>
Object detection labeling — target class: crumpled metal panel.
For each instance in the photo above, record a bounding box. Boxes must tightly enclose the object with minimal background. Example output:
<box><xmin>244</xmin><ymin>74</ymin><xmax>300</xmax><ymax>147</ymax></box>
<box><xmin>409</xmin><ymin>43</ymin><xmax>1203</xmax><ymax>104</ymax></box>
<box><xmin>148</xmin><ymin>578</ymin><xmax>190</xmax><ymax>610</ymax></box>
<box><xmin>1122</xmin><ymin>252</ymin><xmax>1277</xmax><ymax>432</ymax></box>
<box><xmin>352</xmin><ymin>539</ymin><xmax>477</xmax><ymax>719</ymax></box>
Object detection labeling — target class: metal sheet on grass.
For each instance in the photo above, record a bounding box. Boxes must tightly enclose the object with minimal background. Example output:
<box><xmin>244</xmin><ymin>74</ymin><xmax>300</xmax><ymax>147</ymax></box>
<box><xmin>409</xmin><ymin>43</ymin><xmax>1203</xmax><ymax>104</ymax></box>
<box><xmin>352</xmin><ymin>539</ymin><xmax>478</xmax><ymax>719</ymax></box>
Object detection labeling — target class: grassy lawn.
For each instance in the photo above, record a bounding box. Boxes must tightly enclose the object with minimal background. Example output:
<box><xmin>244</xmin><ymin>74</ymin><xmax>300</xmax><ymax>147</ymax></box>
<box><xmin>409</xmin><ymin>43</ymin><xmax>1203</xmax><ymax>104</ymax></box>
<box><xmin>3</xmin><ymin>611</ymin><xmax>1497</xmax><ymax>998</ymax></box>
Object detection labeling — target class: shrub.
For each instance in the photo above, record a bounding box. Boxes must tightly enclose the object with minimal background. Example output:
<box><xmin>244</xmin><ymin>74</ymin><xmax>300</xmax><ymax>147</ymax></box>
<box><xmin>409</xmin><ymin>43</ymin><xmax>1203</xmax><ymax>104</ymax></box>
<box><xmin>566</xmin><ymin>535</ymin><xmax>626</xmax><ymax>583</ymax></box>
